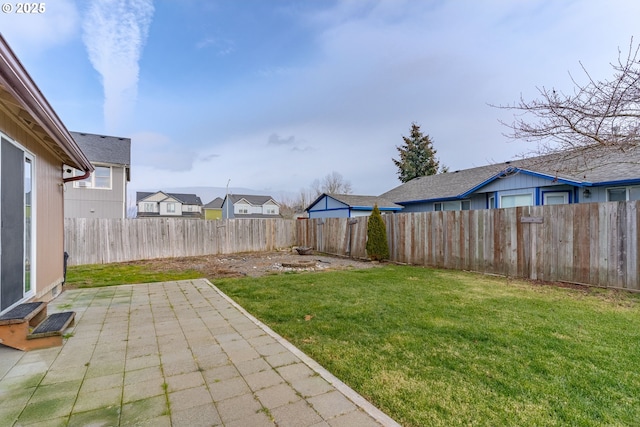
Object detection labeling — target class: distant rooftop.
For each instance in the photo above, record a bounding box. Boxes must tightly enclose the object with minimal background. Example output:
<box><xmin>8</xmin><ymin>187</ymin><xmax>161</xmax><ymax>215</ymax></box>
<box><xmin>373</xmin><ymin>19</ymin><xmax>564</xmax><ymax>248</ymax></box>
<box><xmin>70</xmin><ymin>131</ymin><xmax>131</xmax><ymax>166</ymax></box>
<box><xmin>137</xmin><ymin>191</ymin><xmax>203</xmax><ymax>206</ymax></box>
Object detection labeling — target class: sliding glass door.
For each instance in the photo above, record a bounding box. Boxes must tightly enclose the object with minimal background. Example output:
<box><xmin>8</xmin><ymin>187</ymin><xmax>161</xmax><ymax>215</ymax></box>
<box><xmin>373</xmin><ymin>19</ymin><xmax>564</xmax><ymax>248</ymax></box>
<box><xmin>1</xmin><ymin>136</ymin><xmax>34</xmax><ymax>311</ymax></box>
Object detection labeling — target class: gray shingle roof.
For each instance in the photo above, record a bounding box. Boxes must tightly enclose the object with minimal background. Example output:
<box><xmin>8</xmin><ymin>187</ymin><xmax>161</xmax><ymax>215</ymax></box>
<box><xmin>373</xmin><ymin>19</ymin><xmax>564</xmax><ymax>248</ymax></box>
<box><xmin>381</xmin><ymin>146</ymin><xmax>640</xmax><ymax>203</ymax></box>
<box><xmin>229</xmin><ymin>194</ymin><xmax>279</xmax><ymax>206</ymax></box>
<box><xmin>380</xmin><ymin>165</ymin><xmax>504</xmax><ymax>203</ymax></box>
<box><xmin>204</xmin><ymin>197</ymin><xmax>224</xmax><ymax>209</ymax></box>
<box><xmin>70</xmin><ymin>131</ymin><xmax>131</xmax><ymax>166</ymax></box>
<box><xmin>137</xmin><ymin>191</ymin><xmax>202</xmax><ymax>206</ymax></box>
<box><xmin>325</xmin><ymin>194</ymin><xmax>403</xmax><ymax>209</ymax></box>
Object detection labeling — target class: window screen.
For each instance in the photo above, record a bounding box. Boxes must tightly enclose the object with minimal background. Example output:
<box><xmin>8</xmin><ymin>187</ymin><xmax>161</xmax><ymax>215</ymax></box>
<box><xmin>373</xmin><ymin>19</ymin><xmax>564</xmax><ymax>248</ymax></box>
<box><xmin>501</xmin><ymin>194</ymin><xmax>533</xmax><ymax>208</ymax></box>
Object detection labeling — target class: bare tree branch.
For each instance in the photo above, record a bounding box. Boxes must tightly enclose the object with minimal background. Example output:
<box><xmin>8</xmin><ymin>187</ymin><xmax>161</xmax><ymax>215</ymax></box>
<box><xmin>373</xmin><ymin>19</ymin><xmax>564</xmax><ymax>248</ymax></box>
<box><xmin>285</xmin><ymin>172</ymin><xmax>352</xmax><ymax>214</ymax></box>
<box><xmin>492</xmin><ymin>38</ymin><xmax>640</xmax><ymax>172</ymax></box>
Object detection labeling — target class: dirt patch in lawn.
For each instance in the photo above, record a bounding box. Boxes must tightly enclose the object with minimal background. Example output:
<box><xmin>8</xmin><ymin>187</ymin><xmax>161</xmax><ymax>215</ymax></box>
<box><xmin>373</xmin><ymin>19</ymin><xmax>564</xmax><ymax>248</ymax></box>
<box><xmin>125</xmin><ymin>249</ymin><xmax>378</xmax><ymax>279</ymax></box>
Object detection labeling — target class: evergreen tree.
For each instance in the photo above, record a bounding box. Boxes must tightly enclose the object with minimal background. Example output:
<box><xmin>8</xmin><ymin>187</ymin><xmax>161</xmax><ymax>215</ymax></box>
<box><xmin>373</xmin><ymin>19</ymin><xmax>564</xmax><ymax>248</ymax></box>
<box><xmin>393</xmin><ymin>122</ymin><xmax>441</xmax><ymax>183</ymax></box>
<box><xmin>366</xmin><ymin>204</ymin><xmax>389</xmax><ymax>261</ymax></box>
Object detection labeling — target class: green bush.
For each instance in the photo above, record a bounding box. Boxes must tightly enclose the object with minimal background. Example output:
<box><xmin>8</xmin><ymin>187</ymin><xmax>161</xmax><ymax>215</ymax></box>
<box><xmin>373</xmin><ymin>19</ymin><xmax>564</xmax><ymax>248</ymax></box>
<box><xmin>366</xmin><ymin>204</ymin><xmax>389</xmax><ymax>261</ymax></box>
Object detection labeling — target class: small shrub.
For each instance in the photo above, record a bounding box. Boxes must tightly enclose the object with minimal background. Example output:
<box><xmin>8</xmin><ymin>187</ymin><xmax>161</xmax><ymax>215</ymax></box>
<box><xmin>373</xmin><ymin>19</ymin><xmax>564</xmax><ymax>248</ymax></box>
<box><xmin>366</xmin><ymin>204</ymin><xmax>389</xmax><ymax>261</ymax></box>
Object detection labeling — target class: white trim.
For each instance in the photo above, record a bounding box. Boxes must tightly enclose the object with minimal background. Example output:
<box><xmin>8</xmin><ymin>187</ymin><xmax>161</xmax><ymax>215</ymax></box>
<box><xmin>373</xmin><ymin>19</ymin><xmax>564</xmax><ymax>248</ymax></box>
<box><xmin>73</xmin><ymin>165</ymin><xmax>112</xmax><ymax>190</ymax></box>
<box><xmin>122</xmin><ymin>168</ymin><xmax>127</xmax><ymax>218</ymax></box>
<box><xmin>24</xmin><ymin>150</ymin><xmax>36</xmax><ymax>300</ymax></box>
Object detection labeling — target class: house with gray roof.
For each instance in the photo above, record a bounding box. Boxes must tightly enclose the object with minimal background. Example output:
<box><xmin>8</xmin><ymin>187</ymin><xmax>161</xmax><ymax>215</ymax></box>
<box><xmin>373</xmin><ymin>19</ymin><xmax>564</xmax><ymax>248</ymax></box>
<box><xmin>136</xmin><ymin>191</ymin><xmax>203</xmax><ymax>218</ymax></box>
<box><xmin>381</xmin><ymin>146</ymin><xmax>640</xmax><ymax>212</ymax></box>
<box><xmin>203</xmin><ymin>197</ymin><xmax>224</xmax><ymax>220</ymax></box>
<box><xmin>306</xmin><ymin>194</ymin><xmax>403</xmax><ymax>219</ymax></box>
<box><xmin>63</xmin><ymin>131</ymin><xmax>131</xmax><ymax>218</ymax></box>
<box><xmin>222</xmin><ymin>194</ymin><xmax>281</xmax><ymax>219</ymax></box>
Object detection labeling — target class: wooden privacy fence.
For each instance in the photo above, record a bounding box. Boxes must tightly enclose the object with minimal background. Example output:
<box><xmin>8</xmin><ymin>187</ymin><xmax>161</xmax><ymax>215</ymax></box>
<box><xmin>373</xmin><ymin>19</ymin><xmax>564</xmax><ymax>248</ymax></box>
<box><xmin>296</xmin><ymin>201</ymin><xmax>640</xmax><ymax>291</ymax></box>
<box><xmin>65</xmin><ymin>202</ymin><xmax>639</xmax><ymax>290</ymax></box>
<box><xmin>64</xmin><ymin>218</ymin><xmax>297</xmax><ymax>266</ymax></box>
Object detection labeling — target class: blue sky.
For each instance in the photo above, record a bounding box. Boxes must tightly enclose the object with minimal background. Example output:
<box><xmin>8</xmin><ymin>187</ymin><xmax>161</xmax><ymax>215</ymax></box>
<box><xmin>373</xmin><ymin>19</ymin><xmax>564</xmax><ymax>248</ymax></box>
<box><xmin>1</xmin><ymin>0</ymin><xmax>638</xmax><ymax>200</ymax></box>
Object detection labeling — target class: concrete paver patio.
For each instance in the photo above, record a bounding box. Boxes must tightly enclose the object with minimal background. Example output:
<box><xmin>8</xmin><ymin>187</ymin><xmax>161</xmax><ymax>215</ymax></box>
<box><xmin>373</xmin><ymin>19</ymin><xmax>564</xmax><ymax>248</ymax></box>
<box><xmin>0</xmin><ymin>279</ymin><xmax>400</xmax><ymax>426</ymax></box>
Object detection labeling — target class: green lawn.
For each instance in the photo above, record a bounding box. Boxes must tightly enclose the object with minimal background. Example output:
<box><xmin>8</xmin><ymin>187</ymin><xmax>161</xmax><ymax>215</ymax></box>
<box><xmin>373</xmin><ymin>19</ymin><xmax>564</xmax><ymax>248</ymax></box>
<box><xmin>65</xmin><ymin>262</ymin><xmax>202</xmax><ymax>288</ymax></box>
<box><xmin>214</xmin><ymin>266</ymin><xmax>640</xmax><ymax>427</ymax></box>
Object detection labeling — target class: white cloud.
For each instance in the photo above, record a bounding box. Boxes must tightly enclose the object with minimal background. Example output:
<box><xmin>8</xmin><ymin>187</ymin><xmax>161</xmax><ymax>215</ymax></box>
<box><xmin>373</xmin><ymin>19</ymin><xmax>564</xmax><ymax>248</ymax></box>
<box><xmin>131</xmin><ymin>131</ymin><xmax>197</xmax><ymax>172</ymax></box>
<box><xmin>277</xmin><ymin>0</ymin><xmax>640</xmax><ymax>176</ymax></box>
<box><xmin>268</xmin><ymin>133</ymin><xmax>296</xmax><ymax>146</ymax></box>
<box><xmin>81</xmin><ymin>0</ymin><xmax>154</xmax><ymax>133</ymax></box>
<box><xmin>196</xmin><ymin>37</ymin><xmax>235</xmax><ymax>55</ymax></box>
<box><xmin>0</xmin><ymin>0</ymin><xmax>79</xmax><ymax>53</ymax></box>
<box><xmin>129</xmin><ymin>0</ymin><xmax>640</xmax><ymax>196</ymax></box>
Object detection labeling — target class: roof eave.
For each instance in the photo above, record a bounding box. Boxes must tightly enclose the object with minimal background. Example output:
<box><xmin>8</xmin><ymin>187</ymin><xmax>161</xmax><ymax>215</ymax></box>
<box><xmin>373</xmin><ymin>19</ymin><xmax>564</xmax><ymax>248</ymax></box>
<box><xmin>0</xmin><ymin>35</ymin><xmax>93</xmax><ymax>172</ymax></box>
<box><xmin>397</xmin><ymin>196</ymin><xmax>461</xmax><ymax>205</ymax></box>
<box><xmin>351</xmin><ymin>206</ymin><xmax>402</xmax><ymax>211</ymax></box>
<box><xmin>457</xmin><ymin>167</ymin><xmax>587</xmax><ymax>199</ymax></box>
<box><xmin>589</xmin><ymin>178</ymin><xmax>640</xmax><ymax>187</ymax></box>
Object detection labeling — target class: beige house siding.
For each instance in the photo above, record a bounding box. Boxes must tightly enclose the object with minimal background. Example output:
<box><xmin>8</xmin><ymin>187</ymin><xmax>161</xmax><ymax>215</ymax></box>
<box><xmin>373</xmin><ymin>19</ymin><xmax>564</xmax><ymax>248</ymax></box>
<box><xmin>0</xmin><ymin>34</ymin><xmax>93</xmax><ymax>313</ymax></box>
<box><xmin>0</xmin><ymin>109</ymin><xmax>65</xmax><ymax>300</ymax></box>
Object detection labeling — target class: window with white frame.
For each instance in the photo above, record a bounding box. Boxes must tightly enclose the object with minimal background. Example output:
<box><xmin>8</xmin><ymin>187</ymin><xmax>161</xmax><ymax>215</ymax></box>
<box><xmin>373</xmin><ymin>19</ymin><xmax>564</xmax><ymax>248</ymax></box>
<box><xmin>434</xmin><ymin>200</ymin><xmax>471</xmax><ymax>211</ymax></box>
<box><xmin>74</xmin><ymin>166</ymin><xmax>111</xmax><ymax>189</ymax></box>
<box><xmin>607</xmin><ymin>186</ymin><xmax>640</xmax><ymax>202</ymax></box>
<box><xmin>488</xmin><ymin>195</ymin><xmax>496</xmax><ymax>209</ymax></box>
<box><xmin>500</xmin><ymin>193</ymin><xmax>533</xmax><ymax>208</ymax></box>
<box><xmin>167</xmin><ymin>203</ymin><xmax>176</xmax><ymax>213</ymax></box>
<box><xmin>543</xmin><ymin>191</ymin><xmax>569</xmax><ymax>205</ymax></box>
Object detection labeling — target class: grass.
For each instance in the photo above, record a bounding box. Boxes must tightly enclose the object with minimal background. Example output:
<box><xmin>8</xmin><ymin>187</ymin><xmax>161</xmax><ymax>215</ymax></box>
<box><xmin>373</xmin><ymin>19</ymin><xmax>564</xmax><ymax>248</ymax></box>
<box><xmin>65</xmin><ymin>261</ymin><xmax>640</xmax><ymax>426</ymax></box>
<box><xmin>64</xmin><ymin>263</ymin><xmax>202</xmax><ymax>288</ymax></box>
<box><xmin>214</xmin><ymin>266</ymin><xmax>640</xmax><ymax>427</ymax></box>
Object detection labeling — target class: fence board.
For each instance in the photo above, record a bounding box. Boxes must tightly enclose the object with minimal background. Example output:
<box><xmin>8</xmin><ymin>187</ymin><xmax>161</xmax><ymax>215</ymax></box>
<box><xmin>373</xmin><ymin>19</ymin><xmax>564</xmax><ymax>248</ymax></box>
<box><xmin>65</xmin><ymin>202</ymin><xmax>640</xmax><ymax>290</ymax></box>
<box><xmin>297</xmin><ymin>201</ymin><xmax>640</xmax><ymax>290</ymax></box>
<box><xmin>64</xmin><ymin>218</ymin><xmax>297</xmax><ymax>266</ymax></box>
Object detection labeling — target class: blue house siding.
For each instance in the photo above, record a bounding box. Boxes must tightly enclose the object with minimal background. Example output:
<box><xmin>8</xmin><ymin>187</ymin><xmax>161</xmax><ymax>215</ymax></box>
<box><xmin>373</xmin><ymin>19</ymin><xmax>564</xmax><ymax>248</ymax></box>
<box><xmin>399</xmin><ymin>202</ymin><xmax>432</xmax><ymax>213</ymax></box>
<box><xmin>469</xmin><ymin>194</ymin><xmax>486</xmax><ymax>210</ymax></box>
<box><xmin>307</xmin><ymin>194</ymin><xmax>403</xmax><ymax>218</ymax></box>
<box><xmin>398</xmin><ymin>193</ymin><xmax>485</xmax><ymax>212</ymax></box>
<box><xmin>308</xmin><ymin>196</ymin><xmax>350</xmax><ymax>219</ymax></box>
<box><xmin>221</xmin><ymin>199</ymin><xmax>235</xmax><ymax>218</ymax></box>
<box><xmin>380</xmin><ymin>148</ymin><xmax>640</xmax><ymax>212</ymax></box>
<box><xmin>467</xmin><ymin>174</ymin><xmax>588</xmax><ymax>208</ymax></box>
<box><xmin>397</xmin><ymin>181</ymin><xmax>586</xmax><ymax>211</ymax></box>
<box><xmin>395</xmin><ymin>179</ymin><xmax>640</xmax><ymax>213</ymax></box>
<box><xmin>308</xmin><ymin>208</ymin><xmax>350</xmax><ymax>219</ymax></box>
<box><xmin>480</xmin><ymin>173</ymin><xmax>569</xmax><ymax>193</ymax></box>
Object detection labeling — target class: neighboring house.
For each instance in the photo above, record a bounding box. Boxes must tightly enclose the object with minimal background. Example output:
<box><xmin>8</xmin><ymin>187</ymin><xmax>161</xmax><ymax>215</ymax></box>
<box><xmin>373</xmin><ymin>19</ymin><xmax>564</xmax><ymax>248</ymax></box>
<box><xmin>0</xmin><ymin>35</ymin><xmax>93</xmax><ymax>313</ymax></box>
<box><xmin>136</xmin><ymin>191</ymin><xmax>203</xmax><ymax>218</ymax></box>
<box><xmin>203</xmin><ymin>197</ymin><xmax>224</xmax><ymax>220</ymax></box>
<box><xmin>221</xmin><ymin>194</ymin><xmax>281</xmax><ymax>219</ymax></box>
<box><xmin>306</xmin><ymin>194</ymin><xmax>403</xmax><ymax>219</ymax></box>
<box><xmin>63</xmin><ymin>131</ymin><xmax>131</xmax><ymax>218</ymax></box>
<box><xmin>381</xmin><ymin>147</ymin><xmax>640</xmax><ymax>212</ymax></box>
